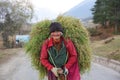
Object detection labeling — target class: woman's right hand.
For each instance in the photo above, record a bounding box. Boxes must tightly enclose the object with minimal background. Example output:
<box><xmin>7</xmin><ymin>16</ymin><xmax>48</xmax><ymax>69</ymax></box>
<box><xmin>51</xmin><ymin>67</ymin><xmax>59</xmax><ymax>77</ymax></box>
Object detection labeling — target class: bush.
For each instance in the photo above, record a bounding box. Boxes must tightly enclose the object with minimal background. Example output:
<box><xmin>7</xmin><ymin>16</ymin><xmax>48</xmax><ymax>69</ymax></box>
<box><xmin>87</xmin><ymin>27</ymin><xmax>102</xmax><ymax>36</ymax></box>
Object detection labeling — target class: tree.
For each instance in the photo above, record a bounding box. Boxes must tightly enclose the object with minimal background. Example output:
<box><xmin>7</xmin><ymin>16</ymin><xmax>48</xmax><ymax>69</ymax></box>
<box><xmin>92</xmin><ymin>0</ymin><xmax>120</xmax><ymax>33</ymax></box>
<box><xmin>108</xmin><ymin>0</ymin><xmax>120</xmax><ymax>33</ymax></box>
<box><xmin>0</xmin><ymin>0</ymin><xmax>33</xmax><ymax>48</ymax></box>
<box><xmin>91</xmin><ymin>0</ymin><xmax>109</xmax><ymax>27</ymax></box>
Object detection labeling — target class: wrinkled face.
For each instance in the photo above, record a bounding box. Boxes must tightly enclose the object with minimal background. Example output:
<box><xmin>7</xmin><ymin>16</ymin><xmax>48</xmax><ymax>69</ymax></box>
<box><xmin>50</xmin><ymin>31</ymin><xmax>62</xmax><ymax>42</ymax></box>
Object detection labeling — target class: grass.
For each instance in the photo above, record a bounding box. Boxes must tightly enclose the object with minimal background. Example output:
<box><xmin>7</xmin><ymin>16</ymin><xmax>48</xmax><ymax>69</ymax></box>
<box><xmin>91</xmin><ymin>35</ymin><xmax>120</xmax><ymax>61</ymax></box>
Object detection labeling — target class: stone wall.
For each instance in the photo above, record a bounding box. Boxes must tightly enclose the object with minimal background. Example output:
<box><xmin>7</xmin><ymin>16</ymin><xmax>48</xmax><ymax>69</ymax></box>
<box><xmin>93</xmin><ymin>55</ymin><xmax>120</xmax><ymax>73</ymax></box>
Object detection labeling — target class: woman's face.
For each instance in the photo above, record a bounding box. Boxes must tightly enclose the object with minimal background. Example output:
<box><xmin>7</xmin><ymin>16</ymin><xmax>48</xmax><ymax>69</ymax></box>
<box><xmin>50</xmin><ymin>31</ymin><xmax>62</xmax><ymax>42</ymax></box>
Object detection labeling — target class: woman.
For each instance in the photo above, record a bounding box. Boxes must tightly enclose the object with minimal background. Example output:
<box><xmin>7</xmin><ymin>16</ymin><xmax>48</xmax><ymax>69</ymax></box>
<box><xmin>40</xmin><ymin>22</ymin><xmax>80</xmax><ymax>80</ymax></box>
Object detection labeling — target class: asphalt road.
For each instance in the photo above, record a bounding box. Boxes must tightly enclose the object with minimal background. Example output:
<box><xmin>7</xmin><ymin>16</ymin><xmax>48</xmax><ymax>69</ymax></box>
<box><xmin>0</xmin><ymin>50</ymin><xmax>120</xmax><ymax>80</ymax></box>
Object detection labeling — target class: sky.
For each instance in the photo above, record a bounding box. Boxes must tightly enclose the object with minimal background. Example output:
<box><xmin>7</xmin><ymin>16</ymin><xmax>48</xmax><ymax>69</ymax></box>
<box><xmin>30</xmin><ymin>0</ymin><xmax>84</xmax><ymax>22</ymax></box>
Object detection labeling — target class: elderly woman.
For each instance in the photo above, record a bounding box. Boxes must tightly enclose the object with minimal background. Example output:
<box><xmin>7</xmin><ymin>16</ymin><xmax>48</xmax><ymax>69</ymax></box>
<box><xmin>40</xmin><ymin>22</ymin><xmax>80</xmax><ymax>80</ymax></box>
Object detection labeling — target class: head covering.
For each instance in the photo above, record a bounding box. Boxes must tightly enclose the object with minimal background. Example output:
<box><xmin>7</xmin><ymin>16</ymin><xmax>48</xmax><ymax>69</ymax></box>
<box><xmin>49</xmin><ymin>22</ymin><xmax>63</xmax><ymax>34</ymax></box>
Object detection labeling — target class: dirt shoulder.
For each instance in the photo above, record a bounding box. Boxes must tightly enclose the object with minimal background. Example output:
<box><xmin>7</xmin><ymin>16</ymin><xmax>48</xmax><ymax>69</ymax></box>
<box><xmin>0</xmin><ymin>48</ymin><xmax>23</xmax><ymax>64</ymax></box>
<box><xmin>0</xmin><ymin>48</ymin><xmax>28</xmax><ymax>80</ymax></box>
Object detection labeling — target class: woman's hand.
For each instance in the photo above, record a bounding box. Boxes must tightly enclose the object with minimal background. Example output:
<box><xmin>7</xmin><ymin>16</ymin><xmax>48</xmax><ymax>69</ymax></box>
<box><xmin>57</xmin><ymin>68</ymin><xmax>63</xmax><ymax>74</ymax></box>
<box><xmin>51</xmin><ymin>67</ymin><xmax>59</xmax><ymax>77</ymax></box>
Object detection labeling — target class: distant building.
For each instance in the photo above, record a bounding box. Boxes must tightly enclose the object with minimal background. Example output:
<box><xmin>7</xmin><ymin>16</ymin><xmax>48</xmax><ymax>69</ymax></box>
<box><xmin>16</xmin><ymin>35</ymin><xmax>30</xmax><ymax>43</ymax></box>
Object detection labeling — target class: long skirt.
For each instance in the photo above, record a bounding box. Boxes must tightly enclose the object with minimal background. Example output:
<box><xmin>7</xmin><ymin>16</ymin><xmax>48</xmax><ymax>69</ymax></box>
<box><xmin>48</xmin><ymin>71</ymin><xmax>58</xmax><ymax>80</ymax></box>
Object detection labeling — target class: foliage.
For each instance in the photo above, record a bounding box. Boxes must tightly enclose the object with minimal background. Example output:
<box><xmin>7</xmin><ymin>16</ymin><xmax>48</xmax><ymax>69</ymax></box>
<box><xmin>91</xmin><ymin>0</ymin><xmax>120</xmax><ymax>33</ymax></box>
<box><xmin>87</xmin><ymin>27</ymin><xmax>100</xmax><ymax>36</ymax></box>
<box><xmin>0</xmin><ymin>0</ymin><xmax>33</xmax><ymax>48</ymax></box>
<box><xmin>56</xmin><ymin>16</ymin><xmax>92</xmax><ymax>74</ymax></box>
<box><xmin>91</xmin><ymin>0</ymin><xmax>107</xmax><ymax>26</ymax></box>
<box><xmin>25</xmin><ymin>20</ymin><xmax>51</xmax><ymax>79</ymax></box>
<box><xmin>25</xmin><ymin>15</ymin><xmax>92</xmax><ymax>80</ymax></box>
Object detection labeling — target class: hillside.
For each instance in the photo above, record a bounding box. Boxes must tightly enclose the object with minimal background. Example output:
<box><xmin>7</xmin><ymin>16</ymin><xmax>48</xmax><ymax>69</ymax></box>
<box><xmin>65</xmin><ymin>0</ymin><xmax>96</xmax><ymax>20</ymax></box>
<box><xmin>91</xmin><ymin>35</ymin><xmax>120</xmax><ymax>61</ymax></box>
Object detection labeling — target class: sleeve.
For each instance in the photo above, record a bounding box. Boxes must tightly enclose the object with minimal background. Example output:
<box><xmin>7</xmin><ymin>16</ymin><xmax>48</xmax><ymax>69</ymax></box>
<box><xmin>40</xmin><ymin>40</ymin><xmax>53</xmax><ymax>71</ymax></box>
<box><xmin>65</xmin><ymin>39</ymin><xmax>77</xmax><ymax>70</ymax></box>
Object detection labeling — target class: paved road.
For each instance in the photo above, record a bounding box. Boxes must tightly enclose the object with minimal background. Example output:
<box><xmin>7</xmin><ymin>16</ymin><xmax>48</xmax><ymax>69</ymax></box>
<box><xmin>0</xmin><ymin>50</ymin><xmax>120</xmax><ymax>80</ymax></box>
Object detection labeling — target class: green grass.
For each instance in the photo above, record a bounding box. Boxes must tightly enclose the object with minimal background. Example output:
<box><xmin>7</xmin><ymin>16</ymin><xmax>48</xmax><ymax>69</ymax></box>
<box><xmin>91</xmin><ymin>36</ymin><xmax>120</xmax><ymax>61</ymax></box>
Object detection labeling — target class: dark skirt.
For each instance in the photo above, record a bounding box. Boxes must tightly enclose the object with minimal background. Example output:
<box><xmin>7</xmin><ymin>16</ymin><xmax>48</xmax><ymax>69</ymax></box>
<box><xmin>48</xmin><ymin>71</ymin><xmax>58</xmax><ymax>80</ymax></box>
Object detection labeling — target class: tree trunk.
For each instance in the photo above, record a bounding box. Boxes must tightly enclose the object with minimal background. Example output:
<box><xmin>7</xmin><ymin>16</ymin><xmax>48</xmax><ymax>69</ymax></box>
<box><xmin>114</xmin><ymin>23</ymin><xmax>118</xmax><ymax>34</ymax></box>
<box><xmin>2</xmin><ymin>32</ymin><xmax>10</xmax><ymax>48</ymax></box>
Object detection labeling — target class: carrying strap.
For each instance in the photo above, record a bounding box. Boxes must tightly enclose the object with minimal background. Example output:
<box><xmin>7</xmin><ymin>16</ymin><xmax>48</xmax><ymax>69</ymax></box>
<box><xmin>48</xmin><ymin>50</ymin><xmax>57</xmax><ymax>67</ymax></box>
